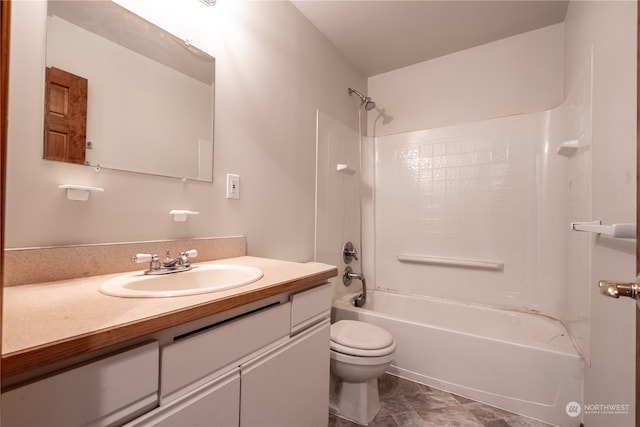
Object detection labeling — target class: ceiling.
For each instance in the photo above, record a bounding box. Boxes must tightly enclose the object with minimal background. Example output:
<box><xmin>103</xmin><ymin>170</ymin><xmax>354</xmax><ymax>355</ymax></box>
<box><xmin>291</xmin><ymin>0</ymin><xmax>569</xmax><ymax>77</ymax></box>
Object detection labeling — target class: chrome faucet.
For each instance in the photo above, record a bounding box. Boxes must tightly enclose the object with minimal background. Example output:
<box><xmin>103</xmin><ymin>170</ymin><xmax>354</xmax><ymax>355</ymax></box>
<box><xmin>132</xmin><ymin>249</ymin><xmax>198</xmax><ymax>275</ymax></box>
<box><xmin>163</xmin><ymin>250</ymin><xmax>190</xmax><ymax>268</ymax></box>
<box><xmin>343</xmin><ymin>266</ymin><xmax>367</xmax><ymax>308</ymax></box>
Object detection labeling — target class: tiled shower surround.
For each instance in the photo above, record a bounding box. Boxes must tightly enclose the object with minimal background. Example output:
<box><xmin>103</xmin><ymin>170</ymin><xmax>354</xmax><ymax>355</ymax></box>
<box><xmin>375</xmin><ymin>114</ymin><xmax>540</xmax><ymax>309</ymax></box>
<box><xmin>315</xmin><ymin>110</ymin><xmax>362</xmax><ymax>301</ymax></box>
<box><xmin>373</xmin><ymin>102</ymin><xmax>591</xmax><ymax>352</ymax></box>
<box><xmin>316</xmin><ymin>86</ymin><xmax>592</xmax><ymax>360</ymax></box>
<box><xmin>368</xmin><ymin>54</ymin><xmax>593</xmax><ymax>362</ymax></box>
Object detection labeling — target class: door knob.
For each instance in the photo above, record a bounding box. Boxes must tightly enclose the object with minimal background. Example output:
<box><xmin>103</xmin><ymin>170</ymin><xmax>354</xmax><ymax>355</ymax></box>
<box><xmin>598</xmin><ymin>275</ymin><xmax>640</xmax><ymax>299</ymax></box>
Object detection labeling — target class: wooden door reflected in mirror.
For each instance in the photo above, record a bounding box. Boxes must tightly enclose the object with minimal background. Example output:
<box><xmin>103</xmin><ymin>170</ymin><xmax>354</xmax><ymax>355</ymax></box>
<box><xmin>43</xmin><ymin>67</ymin><xmax>87</xmax><ymax>164</ymax></box>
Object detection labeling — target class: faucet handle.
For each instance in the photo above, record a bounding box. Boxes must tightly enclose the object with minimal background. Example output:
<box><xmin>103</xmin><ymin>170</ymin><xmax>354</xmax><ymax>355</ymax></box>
<box><xmin>133</xmin><ymin>254</ymin><xmax>161</xmax><ymax>271</ymax></box>
<box><xmin>182</xmin><ymin>249</ymin><xmax>198</xmax><ymax>258</ymax></box>
<box><xmin>132</xmin><ymin>253</ymin><xmax>154</xmax><ymax>263</ymax></box>
<box><xmin>343</xmin><ymin>241</ymin><xmax>358</xmax><ymax>263</ymax></box>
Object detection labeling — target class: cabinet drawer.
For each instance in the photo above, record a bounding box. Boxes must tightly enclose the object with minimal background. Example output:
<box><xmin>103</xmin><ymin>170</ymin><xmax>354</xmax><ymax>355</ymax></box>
<box><xmin>2</xmin><ymin>341</ymin><xmax>159</xmax><ymax>427</ymax></box>
<box><xmin>290</xmin><ymin>283</ymin><xmax>332</xmax><ymax>334</ymax></box>
<box><xmin>161</xmin><ymin>302</ymin><xmax>290</xmax><ymax>402</ymax></box>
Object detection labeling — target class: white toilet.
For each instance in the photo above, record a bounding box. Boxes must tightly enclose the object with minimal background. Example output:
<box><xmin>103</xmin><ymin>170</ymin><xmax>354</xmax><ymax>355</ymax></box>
<box><xmin>329</xmin><ymin>320</ymin><xmax>396</xmax><ymax>426</ymax></box>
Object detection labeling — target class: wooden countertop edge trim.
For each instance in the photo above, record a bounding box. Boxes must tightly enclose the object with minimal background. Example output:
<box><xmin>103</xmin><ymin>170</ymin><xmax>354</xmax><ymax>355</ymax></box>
<box><xmin>1</xmin><ymin>268</ymin><xmax>337</xmax><ymax>379</ymax></box>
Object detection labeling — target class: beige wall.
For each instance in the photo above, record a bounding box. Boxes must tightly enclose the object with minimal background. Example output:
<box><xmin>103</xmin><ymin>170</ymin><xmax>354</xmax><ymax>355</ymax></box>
<box><xmin>6</xmin><ymin>0</ymin><xmax>365</xmax><ymax>262</ymax></box>
<box><xmin>564</xmin><ymin>1</ymin><xmax>637</xmax><ymax>426</ymax></box>
<box><xmin>367</xmin><ymin>23</ymin><xmax>564</xmax><ymax>136</ymax></box>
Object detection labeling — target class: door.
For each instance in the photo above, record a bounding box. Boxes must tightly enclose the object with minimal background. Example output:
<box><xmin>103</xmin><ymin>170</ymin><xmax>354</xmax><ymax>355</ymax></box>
<box><xmin>43</xmin><ymin>66</ymin><xmax>87</xmax><ymax>164</ymax></box>
<box><xmin>0</xmin><ymin>0</ymin><xmax>9</xmax><ymax>394</ymax></box>
<box><xmin>596</xmin><ymin>5</ymin><xmax>640</xmax><ymax>426</ymax></box>
<box><xmin>637</xmin><ymin>5</ymin><xmax>640</xmax><ymax>425</ymax></box>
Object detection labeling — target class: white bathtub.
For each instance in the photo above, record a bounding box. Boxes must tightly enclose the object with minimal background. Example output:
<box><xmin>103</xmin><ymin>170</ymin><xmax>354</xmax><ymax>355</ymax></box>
<box><xmin>332</xmin><ymin>290</ymin><xmax>583</xmax><ymax>427</ymax></box>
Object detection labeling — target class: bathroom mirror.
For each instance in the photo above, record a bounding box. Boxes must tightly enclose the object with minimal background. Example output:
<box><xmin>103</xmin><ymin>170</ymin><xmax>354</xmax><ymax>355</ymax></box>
<box><xmin>45</xmin><ymin>1</ymin><xmax>215</xmax><ymax>181</ymax></box>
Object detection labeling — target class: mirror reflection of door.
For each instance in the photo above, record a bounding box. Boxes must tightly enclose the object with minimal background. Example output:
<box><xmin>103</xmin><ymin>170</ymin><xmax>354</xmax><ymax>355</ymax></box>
<box><xmin>43</xmin><ymin>66</ymin><xmax>87</xmax><ymax>164</ymax></box>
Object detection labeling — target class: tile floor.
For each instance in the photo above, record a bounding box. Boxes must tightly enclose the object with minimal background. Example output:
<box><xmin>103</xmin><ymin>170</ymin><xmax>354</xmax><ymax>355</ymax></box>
<box><xmin>328</xmin><ymin>374</ymin><xmax>555</xmax><ymax>427</ymax></box>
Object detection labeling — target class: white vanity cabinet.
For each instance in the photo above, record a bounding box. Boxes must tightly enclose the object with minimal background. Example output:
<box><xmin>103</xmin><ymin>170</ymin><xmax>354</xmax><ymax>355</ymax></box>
<box><xmin>124</xmin><ymin>369</ymin><xmax>241</xmax><ymax>427</ymax></box>
<box><xmin>1</xmin><ymin>341</ymin><xmax>159</xmax><ymax>427</ymax></box>
<box><xmin>159</xmin><ymin>302</ymin><xmax>292</xmax><ymax>404</ymax></box>
<box><xmin>238</xmin><ymin>282</ymin><xmax>332</xmax><ymax>427</ymax></box>
<box><xmin>134</xmin><ymin>283</ymin><xmax>333</xmax><ymax>427</ymax></box>
<box><xmin>2</xmin><ymin>282</ymin><xmax>333</xmax><ymax>427</ymax></box>
<box><xmin>240</xmin><ymin>320</ymin><xmax>330</xmax><ymax>427</ymax></box>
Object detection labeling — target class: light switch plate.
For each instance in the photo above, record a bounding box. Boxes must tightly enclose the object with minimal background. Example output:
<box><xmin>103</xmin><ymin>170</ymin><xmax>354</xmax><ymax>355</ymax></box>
<box><xmin>226</xmin><ymin>173</ymin><xmax>240</xmax><ymax>199</ymax></box>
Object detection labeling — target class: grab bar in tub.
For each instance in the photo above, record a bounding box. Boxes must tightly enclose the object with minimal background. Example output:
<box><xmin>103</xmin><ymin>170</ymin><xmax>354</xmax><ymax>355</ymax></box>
<box><xmin>397</xmin><ymin>254</ymin><xmax>504</xmax><ymax>271</ymax></box>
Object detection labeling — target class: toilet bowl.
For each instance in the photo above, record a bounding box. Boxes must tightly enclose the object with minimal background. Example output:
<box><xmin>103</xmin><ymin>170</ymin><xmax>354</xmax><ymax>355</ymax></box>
<box><xmin>329</xmin><ymin>320</ymin><xmax>396</xmax><ymax>426</ymax></box>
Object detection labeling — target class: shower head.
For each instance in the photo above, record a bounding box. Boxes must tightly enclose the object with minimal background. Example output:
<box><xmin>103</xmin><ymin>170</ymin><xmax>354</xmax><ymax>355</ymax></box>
<box><xmin>363</xmin><ymin>99</ymin><xmax>376</xmax><ymax>111</ymax></box>
<box><xmin>348</xmin><ymin>88</ymin><xmax>376</xmax><ymax>111</ymax></box>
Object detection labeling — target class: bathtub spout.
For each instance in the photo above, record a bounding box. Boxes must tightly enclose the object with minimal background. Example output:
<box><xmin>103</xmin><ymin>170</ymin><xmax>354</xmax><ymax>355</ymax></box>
<box><xmin>352</xmin><ymin>292</ymin><xmax>366</xmax><ymax>308</ymax></box>
<box><xmin>343</xmin><ymin>266</ymin><xmax>367</xmax><ymax>307</ymax></box>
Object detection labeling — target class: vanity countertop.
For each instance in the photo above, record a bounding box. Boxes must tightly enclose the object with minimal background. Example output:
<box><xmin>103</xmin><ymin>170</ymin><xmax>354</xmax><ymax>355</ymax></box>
<box><xmin>2</xmin><ymin>256</ymin><xmax>337</xmax><ymax>379</ymax></box>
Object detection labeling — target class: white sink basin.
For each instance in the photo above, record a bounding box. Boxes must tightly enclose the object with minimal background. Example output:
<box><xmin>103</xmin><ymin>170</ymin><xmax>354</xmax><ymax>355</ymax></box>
<box><xmin>99</xmin><ymin>264</ymin><xmax>264</xmax><ymax>298</ymax></box>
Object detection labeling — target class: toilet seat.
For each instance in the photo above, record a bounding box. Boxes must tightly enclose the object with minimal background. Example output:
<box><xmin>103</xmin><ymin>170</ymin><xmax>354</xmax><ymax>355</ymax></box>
<box><xmin>330</xmin><ymin>346</ymin><xmax>396</xmax><ymax>367</ymax></box>
<box><xmin>330</xmin><ymin>320</ymin><xmax>396</xmax><ymax>357</ymax></box>
<box><xmin>331</xmin><ymin>341</ymin><xmax>396</xmax><ymax>357</ymax></box>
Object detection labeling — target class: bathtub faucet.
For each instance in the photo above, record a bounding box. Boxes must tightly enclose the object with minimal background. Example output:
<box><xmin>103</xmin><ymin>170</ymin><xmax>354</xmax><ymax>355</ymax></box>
<box><xmin>343</xmin><ymin>266</ymin><xmax>367</xmax><ymax>308</ymax></box>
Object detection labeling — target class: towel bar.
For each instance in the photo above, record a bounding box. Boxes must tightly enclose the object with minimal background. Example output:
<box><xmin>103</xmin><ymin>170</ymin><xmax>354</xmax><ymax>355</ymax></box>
<box><xmin>397</xmin><ymin>254</ymin><xmax>504</xmax><ymax>270</ymax></box>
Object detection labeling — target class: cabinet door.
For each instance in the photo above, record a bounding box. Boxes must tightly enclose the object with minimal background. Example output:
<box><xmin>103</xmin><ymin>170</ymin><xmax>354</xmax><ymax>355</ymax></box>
<box><xmin>161</xmin><ymin>302</ymin><xmax>290</xmax><ymax>403</ymax></box>
<box><xmin>124</xmin><ymin>368</ymin><xmax>240</xmax><ymax>427</ymax></box>
<box><xmin>2</xmin><ymin>341</ymin><xmax>158</xmax><ymax>427</ymax></box>
<box><xmin>240</xmin><ymin>320</ymin><xmax>330</xmax><ymax>427</ymax></box>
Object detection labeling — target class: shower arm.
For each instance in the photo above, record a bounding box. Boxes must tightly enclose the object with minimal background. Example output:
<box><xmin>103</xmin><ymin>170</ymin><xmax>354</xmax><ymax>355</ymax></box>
<box><xmin>347</xmin><ymin>87</ymin><xmax>376</xmax><ymax>111</ymax></box>
<box><xmin>343</xmin><ymin>266</ymin><xmax>366</xmax><ymax>308</ymax></box>
<box><xmin>348</xmin><ymin>88</ymin><xmax>364</xmax><ymax>98</ymax></box>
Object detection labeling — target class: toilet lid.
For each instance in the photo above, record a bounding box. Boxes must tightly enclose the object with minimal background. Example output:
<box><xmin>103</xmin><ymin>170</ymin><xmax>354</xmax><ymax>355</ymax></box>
<box><xmin>330</xmin><ymin>320</ymin><xmax>394</xmax><ymax>351</ymax></box>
